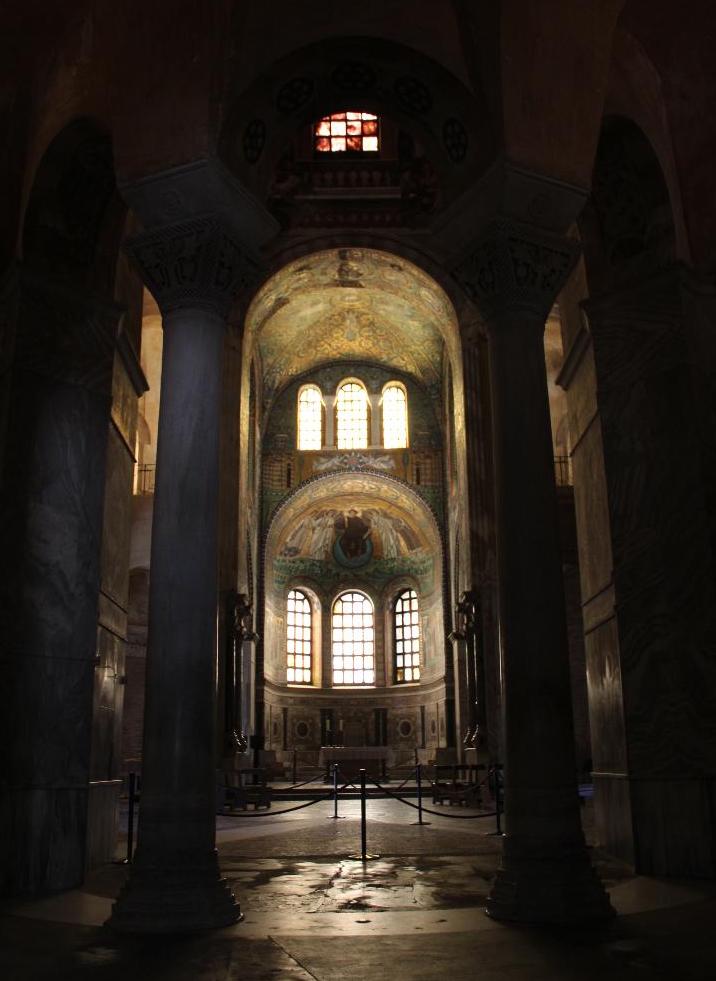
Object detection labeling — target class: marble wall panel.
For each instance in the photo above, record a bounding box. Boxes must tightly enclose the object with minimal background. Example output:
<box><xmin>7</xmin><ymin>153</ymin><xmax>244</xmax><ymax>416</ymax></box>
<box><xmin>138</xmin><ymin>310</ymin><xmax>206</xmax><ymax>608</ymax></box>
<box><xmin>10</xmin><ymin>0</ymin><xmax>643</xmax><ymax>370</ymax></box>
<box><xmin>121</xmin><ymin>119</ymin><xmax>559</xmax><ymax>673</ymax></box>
<box><xmin>99</xmin><ymin>424</ymin><xmax>135</xmax><ymax>615</ymax></box>
<box><xmin>631</xmin><ymin>776</ymin><xmax>716</xmax><ymax>876</ymax></box>
<box><xmin>1</xmin><ymin>787</ymin><xmax>88</xmax><ymax>895</ymax></box>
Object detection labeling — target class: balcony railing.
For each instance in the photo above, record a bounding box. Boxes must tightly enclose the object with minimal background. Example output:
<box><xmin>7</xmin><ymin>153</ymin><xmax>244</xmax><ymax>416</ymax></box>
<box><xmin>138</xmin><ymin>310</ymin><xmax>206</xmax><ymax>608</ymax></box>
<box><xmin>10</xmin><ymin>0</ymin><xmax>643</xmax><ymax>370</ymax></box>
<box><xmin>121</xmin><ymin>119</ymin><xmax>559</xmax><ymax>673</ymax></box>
<box><xmin>135</xmin><ymin>464</ymin><xmax>155</xmax><ymax>495</ymax></box>
<box><xmin>554</xmin><ymin>455</ymin><xmax>573</xmax><ymax>487</ymax></box>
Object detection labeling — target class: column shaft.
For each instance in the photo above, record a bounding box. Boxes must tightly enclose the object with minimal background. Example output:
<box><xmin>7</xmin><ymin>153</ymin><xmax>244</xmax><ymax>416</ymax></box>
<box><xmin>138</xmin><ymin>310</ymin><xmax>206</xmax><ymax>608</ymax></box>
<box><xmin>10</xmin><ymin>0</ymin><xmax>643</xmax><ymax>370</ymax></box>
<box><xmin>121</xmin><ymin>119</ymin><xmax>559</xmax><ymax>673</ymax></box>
<box><xmin>109</xmin><ymin>306</ymin><xmax>239</xmax><ymax>931</ymax></box>
<box><xmin>485</xmin><ymin>311</ymin><xmax>612</xmax><ymax>922</ymax></box>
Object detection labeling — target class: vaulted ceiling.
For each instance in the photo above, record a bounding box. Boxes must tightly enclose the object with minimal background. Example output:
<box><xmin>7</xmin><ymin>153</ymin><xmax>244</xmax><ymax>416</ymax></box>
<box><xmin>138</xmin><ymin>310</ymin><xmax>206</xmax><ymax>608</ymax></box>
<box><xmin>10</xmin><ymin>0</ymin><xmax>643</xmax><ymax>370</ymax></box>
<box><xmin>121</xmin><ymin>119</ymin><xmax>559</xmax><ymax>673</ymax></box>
<box><xmin>245</xmin><ymin>248</ymin><xmax>458</xmax><ymax>405</ymax></box>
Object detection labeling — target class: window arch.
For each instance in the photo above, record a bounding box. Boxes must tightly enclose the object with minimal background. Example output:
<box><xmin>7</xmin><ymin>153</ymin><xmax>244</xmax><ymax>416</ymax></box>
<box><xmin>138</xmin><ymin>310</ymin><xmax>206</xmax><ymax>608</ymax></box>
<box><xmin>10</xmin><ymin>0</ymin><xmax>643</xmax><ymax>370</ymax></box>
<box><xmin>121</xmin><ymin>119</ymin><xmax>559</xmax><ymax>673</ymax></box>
<box><xmin>297</xmin><ymin>385</ymin><xmax>323</xmax><ymax>450</ymax></box>
<box><xmin>332</xmin><ymin>591</ymin><xmax>375</xmax><ymax>686</ymax></box>
<box><xmin>394</xmin><ymin>588</ymin><xmax>421</xmax><ymax>683</ymax></box>
<box><xmin>336</xmin><ymin>379</ymin><xmax>369</xmax><ymax>449</ymax></box>
<box><xmin>286</xmin><ymin>589</ymin><xmax>312</xmax><ymax>684</ymax></box>
<box><xmin>381</xmin><ymin>382</ymin><xmax>408</xmax><ymax>448</ymax></box>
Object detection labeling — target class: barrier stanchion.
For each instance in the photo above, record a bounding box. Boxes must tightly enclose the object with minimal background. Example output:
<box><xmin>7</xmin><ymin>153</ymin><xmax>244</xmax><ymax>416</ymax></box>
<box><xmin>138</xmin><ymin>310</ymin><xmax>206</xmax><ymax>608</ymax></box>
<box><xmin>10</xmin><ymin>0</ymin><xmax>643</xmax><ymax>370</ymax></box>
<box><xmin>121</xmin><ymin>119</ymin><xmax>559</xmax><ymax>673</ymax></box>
<box><xmin>360</xmin><ymin>769</ymin><xmax>367</xmax><ymax>859</ymax></box>
<box><xmin>126</xmin><ymin>772</ymin><xmax>136</xmax><ymax>864</ymax></box>
<box><xmin>328</xmin><ymin>762</ymin><xmax>345</xmax><ymax>820</ymax></box>
<box><xmin>486</xmin><ymin>763</ymin><xmax>504</xmax><ymax>837</ymax></box>
<box><xmin>348</xmin><ymin>768</ymin><xmax>379</xmax><ymax>860</ymax></box>
<box><xmin>292</xmin><ymin>748</ymin><xmax>297</xmax><ymax>785</ymax></box>
<box><xmin>411</xmin><ymin>762</ymin><xmax>430</xmax><ymax>826</ymax></box>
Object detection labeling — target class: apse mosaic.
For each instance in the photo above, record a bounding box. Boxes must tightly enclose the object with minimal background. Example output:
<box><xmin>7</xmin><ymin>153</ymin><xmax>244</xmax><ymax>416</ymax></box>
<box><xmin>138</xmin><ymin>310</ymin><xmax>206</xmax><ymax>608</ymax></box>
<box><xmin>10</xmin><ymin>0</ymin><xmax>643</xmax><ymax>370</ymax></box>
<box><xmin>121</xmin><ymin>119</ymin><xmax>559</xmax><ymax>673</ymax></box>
<box><xmin>266</xmin><ymin>473</ymin><xmax>441</xmax><ymax>595</ymax></box>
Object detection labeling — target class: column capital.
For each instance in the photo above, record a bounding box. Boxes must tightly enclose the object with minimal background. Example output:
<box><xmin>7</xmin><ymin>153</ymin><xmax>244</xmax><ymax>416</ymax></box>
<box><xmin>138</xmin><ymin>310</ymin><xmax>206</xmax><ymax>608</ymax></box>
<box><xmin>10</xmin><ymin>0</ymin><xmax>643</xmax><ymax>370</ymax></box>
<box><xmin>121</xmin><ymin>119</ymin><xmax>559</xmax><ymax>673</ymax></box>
<box><xmin>453</xmin><ymin>220</ymin><xmax>580</xmax><ymax>327</ymax></box>
<box><xmin>125</xmin><ymin>214</ymin><xmax>262</xmax><ymax>319</ymax></box>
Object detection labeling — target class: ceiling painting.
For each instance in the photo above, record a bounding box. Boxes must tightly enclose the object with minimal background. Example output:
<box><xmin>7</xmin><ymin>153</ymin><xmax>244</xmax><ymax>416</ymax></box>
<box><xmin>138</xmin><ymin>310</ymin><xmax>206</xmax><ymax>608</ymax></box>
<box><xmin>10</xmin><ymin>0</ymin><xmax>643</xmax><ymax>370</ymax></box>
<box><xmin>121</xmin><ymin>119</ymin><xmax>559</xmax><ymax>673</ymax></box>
<box><xmin>246</xmin><ymin>248</ymin><xmax>460</xmax><ymax>406</ymax></box>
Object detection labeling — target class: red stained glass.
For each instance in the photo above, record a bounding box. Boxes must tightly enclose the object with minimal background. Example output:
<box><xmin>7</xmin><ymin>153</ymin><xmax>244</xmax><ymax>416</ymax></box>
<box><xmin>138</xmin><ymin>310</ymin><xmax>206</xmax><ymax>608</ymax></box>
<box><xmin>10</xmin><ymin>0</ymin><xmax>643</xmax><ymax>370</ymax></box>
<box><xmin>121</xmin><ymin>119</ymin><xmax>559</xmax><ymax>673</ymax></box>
<box><xmin>313</xmin><ymin>110</ymin><xmax>380</xmax><ymax>153</ymax></box>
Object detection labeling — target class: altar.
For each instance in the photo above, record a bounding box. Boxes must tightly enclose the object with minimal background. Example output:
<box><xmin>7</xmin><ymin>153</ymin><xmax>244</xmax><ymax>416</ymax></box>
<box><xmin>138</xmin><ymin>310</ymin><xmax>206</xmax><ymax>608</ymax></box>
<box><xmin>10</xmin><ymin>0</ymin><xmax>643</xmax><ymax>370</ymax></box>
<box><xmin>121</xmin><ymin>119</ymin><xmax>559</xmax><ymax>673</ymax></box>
<box><xmin>318</xmin><ymin>746</ymin><xmax>391</xmax><ymax>782</ymax></box>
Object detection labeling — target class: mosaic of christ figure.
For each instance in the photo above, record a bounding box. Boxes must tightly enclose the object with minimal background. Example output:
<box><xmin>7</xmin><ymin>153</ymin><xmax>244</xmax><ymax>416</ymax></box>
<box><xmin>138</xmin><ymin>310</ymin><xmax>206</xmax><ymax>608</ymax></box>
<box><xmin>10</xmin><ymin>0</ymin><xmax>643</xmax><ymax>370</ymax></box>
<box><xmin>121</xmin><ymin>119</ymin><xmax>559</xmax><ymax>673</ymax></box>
<box><xmin>334</xmin><ymin>508</ymin><xmax>372</xmax><ymax>560</ymax></box>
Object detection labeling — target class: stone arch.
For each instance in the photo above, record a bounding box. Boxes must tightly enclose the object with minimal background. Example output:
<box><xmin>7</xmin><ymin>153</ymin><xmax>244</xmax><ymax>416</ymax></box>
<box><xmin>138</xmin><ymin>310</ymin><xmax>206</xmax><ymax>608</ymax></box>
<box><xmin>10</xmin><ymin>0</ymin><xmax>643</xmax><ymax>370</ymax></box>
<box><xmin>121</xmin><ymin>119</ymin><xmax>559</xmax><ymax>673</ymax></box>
<box><xmin>580</xmin><ymin>114</ymin><xmax>677</xmax><ymax>295</ymax></box>
<box><xmin>220</xmin><ymin>36</ymin><xmax>495</xmax><ymax>203</ymax></box>
<box><xmin>22</xmin><ymin>117</ymin><xmax>125</xmax><ymax>292</ymax></box>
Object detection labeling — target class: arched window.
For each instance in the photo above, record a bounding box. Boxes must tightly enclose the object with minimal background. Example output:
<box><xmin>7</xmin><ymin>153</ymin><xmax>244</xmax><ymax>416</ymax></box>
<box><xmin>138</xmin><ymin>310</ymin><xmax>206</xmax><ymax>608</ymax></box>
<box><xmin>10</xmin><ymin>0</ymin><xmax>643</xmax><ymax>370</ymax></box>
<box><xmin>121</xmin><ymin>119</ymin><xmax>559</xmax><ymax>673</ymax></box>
<box><xmin>286</xmin><ymin>589</ymin><xmax>312</xmax><ymax>684</ymax></box>
<box><xmin>297</xmin><ymin>385</ymin><xmax>323</xmax><ymax>450</ymax></box>
<box><xmin>381</xmin><ymin>382</ymin><xmax>408</xmax><ymax>448</ymax></box>
<box><xmin>336</xmin><ymin>380</ymin><xmax>369</xmax><ymax>449</ymax></box>
<box><xmin>394</xmin><ymin>588</ymin><xmax>421</xmax><ymax>683</ymax></box>
<box><xmin>332</xmin><ymin>591</ymin><xmax>375</xmax><ymax>686</ymax></box>
<box><xmin>314</xmin><ymin>111</ymin><xmax>379</xmax><ymax>154</ymax></box>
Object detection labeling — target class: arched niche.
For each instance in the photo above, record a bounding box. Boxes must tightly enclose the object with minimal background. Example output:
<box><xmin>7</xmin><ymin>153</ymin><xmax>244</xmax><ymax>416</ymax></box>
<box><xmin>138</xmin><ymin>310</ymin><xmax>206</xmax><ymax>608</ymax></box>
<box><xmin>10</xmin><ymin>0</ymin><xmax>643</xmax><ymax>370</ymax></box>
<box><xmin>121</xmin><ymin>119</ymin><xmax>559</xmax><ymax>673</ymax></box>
<box><xmin>263</xmin><ymin>470</ymin><xmax>445</xmax><ymax>689</ymax></box>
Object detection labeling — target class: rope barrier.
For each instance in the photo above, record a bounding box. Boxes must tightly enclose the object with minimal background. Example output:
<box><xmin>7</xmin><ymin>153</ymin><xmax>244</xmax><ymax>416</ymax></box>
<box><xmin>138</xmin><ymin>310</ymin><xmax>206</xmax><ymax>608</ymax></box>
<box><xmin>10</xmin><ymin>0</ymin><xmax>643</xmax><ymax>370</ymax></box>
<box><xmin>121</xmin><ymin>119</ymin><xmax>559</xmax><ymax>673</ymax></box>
<box><xmin>370</xmin><ymin>777</ymin><xmax>497</xmax><ymax>820</ymax></box>
<box><xmin>217</xmin><ymin>784</ymin><xmax>348</xmax><ymax>818</ymax></box>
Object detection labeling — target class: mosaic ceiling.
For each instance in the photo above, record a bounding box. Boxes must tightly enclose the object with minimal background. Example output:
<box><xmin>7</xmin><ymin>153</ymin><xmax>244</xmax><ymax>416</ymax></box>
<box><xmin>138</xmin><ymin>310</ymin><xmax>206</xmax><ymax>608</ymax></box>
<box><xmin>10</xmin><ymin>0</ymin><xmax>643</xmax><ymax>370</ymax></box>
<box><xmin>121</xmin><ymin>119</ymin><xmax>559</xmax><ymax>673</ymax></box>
<box><xmin>246</xmin><ymin>248</ymin><xmax>459</xmax><ymax>405</ymax></box>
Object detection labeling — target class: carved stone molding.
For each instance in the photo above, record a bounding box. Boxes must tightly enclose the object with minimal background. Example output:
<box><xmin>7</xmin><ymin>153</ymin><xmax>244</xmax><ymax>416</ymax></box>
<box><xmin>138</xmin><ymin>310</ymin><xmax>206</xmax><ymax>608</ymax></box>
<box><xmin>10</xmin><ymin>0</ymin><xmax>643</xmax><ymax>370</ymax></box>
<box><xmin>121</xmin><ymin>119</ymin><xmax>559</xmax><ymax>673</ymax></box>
<box><xmin>453</xmin><ymin>220</ymin><xmax>580</xmax><ymax>325</ymax></box>
<box><xmin>125</xmin><ymin>214</ymin><xmax>261</xmax><ymax>318</ymax></box>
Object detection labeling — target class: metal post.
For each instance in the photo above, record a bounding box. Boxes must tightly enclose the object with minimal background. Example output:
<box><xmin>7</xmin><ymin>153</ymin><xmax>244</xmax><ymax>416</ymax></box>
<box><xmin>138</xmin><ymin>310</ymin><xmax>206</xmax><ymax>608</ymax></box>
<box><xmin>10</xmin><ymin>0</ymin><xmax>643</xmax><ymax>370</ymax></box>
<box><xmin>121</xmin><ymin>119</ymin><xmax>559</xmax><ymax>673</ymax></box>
<box><xmin>495</xmin><ymin>763</ymin><xmax>502</xmax><ymax>835</ymax></box>
<box><xmin>333</xmin><ymin>763</ymin><xmax>339</xmax><ymax>819</ymax></box>
<box><xmin>292</xmin><ymin>748</ymin><xmax>297</xmax><ymax>785</ymax></box>
<box><xmin>360</xmin><ymin>768</ymin><xmax>367</xmax><ymax>861</ymax></box>
<box><xmin>416</xmin><ymin>762</ymin><xmax>424</xmax><ymax>826</ymax></box>
<box><xmin>126</xmin><ymin>772</ymin><xmax>136</xmax><ymax>864</ymax></box>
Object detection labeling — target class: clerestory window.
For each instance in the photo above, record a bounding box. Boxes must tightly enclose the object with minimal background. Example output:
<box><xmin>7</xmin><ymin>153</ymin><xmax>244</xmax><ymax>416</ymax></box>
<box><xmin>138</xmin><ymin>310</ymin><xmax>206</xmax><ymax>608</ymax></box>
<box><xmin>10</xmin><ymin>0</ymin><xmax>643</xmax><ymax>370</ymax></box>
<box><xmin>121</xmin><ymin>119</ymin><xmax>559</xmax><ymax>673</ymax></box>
<box><xmin>336</xmin><ymin>380</ymin><xmax>369</xmax><ymax>449</ymax></box>
<box><xmin>314</xmin><ymin>111</ymin><xmax>379</xmax><ymax>154</ymax></box>
<box><xmin>297</xmin><ymin>385</ymin><xmax>323</xmax><ymax>450</ymax></box>
<box><xmin>394</xmin><ymin>588</ymin><xmax>421</xmax><ymax>683</ymax></box>
<box><xmin>332</xmin><ymin>591</ymin><xmax>375</xmax><ymax>686</ymax></box>
<box><xmin>286</xmin><ymin>589</ymin><xmax>312</xmax><ymax>684</ymax></box>
<box><xmin>381</xmin><ymin>382</ymin><xmax>408</xmax><ymax>448</ymax></box>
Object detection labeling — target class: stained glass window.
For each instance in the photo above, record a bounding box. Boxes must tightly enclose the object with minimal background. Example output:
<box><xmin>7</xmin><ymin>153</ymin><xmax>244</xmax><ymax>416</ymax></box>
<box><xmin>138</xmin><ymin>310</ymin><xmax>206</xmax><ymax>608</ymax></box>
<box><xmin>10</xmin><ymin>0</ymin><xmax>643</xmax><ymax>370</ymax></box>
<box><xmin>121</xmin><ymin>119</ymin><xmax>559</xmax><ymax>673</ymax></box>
<box><xmin>382</xmin><ymin>383</ymin><xmax>408</xmax><ymax>448</ymax></box>
<box><xmin>298</xmin><ymin>385</ymin><xmax>323</xmax><ymax>450</ymax></box>
<box><xmin>314</xmin><ymin>111</ymin><xmax>379</xmax><ymax>154</ymax></box>
<box><xmin>336</xmin><ymin>380</ymin><xmax>368</xmax><ymax>449</ymax></box>
<box><xmin>332</xmin><ymin>591</ymin><xmax>375</xmax><ymax>686</ymax></box>
<box><xmin>394</xmin><ymin>589</ymin><xmax>421</xmax><ymax>683</ymax></box>
<box><xmin>287</xmin><ymin>589</ymin><xmax>312</xmax><ymax>684</ymax></box>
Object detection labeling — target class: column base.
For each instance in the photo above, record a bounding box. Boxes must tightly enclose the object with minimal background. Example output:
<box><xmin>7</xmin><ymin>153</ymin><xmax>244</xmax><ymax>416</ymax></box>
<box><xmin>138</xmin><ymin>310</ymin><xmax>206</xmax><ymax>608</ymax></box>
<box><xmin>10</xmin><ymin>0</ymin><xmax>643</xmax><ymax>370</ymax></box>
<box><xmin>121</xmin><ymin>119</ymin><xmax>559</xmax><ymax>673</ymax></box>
<box><xmin>108</xmin><ymin>851</ymin><xmax>241</xmax><ymax>934</ymax></box>
<box><xmin>486</xmin><ymin>836</ymin><xmax>615</xmax><ymax>925</ymax></box>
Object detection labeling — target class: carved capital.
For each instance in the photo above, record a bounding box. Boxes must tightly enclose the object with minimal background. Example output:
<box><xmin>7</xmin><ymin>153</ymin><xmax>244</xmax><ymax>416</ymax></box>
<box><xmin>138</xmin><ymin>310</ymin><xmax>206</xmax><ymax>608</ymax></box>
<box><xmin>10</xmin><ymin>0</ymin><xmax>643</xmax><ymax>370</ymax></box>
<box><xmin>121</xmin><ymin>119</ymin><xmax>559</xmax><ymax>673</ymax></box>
<box><xmin>454</xmin><ymin>220</ymin><xmax>580</xmax><ymax>326</ymax></box>
<box><xmin>126</xmin><ymin>214</ymin><xmax>261</xmax><ymax>318</ymax></box>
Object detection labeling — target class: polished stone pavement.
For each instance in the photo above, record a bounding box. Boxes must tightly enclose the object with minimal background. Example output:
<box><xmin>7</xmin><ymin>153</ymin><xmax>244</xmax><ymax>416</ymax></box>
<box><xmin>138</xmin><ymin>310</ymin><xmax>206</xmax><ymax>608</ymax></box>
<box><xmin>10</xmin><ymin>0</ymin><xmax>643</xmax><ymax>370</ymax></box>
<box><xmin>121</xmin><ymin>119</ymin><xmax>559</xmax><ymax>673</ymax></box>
<box><xmin>2</xmin><ymin>798</ymin><xmax>716</xmax><ymax>980</ymax></box>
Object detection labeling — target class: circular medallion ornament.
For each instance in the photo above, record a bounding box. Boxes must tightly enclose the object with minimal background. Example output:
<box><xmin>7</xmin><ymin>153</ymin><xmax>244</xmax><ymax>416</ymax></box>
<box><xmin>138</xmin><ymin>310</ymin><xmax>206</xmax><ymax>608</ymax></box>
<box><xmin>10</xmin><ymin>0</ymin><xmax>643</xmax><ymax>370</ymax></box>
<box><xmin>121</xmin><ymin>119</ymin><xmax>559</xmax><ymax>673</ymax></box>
<box><xmin>276</xmin><ymin>77</ymin><xmax>315</xmax><ymax>114</ymax></box>
<box><xmin>394</xmin><ymin>76</ymin><xmax>432</xmax><ymax>114</ymax></box>
<box><xmin>243</xmin><ymin>119</ymin><xmax>266</xmax><ymax>164</ymax></box>
<box><xmin>443</xmin><ymin>117</ymin><xmax>468</xmax><ymax>163</ymax></box>
<box><xmin>398</xmin><ymin>719</ymin><xmax>413</xmax><ymax>738</ymax></box>
<box><xmin>295</xmin><ymin>720</ymin><xmax>310</xmax><ymax>739</ymax></box>
<box><xmin>331</xmin><ymin>61</ymin><xmax>377</xmax><ymax>92</ymax></box>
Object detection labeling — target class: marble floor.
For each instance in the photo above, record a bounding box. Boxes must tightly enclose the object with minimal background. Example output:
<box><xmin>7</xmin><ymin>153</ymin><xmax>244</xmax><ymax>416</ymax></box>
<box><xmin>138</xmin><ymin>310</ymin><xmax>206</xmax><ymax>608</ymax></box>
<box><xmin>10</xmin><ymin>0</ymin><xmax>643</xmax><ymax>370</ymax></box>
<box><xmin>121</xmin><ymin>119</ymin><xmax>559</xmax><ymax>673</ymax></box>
<box><xmin>2</xmin><ymin>798</ymin><xmax>716</xmax><ymax>980</ymax></box>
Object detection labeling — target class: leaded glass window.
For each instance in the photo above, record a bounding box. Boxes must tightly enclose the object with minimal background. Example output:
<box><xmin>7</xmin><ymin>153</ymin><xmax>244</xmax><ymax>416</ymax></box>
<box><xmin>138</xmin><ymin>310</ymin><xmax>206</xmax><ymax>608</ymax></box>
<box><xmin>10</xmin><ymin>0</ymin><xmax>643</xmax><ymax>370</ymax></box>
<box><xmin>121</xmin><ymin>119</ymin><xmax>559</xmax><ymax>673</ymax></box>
<box><xmin>298</xmin><ymin>385</ymin><xmax>323</xmax><ymax>450</ymax></box>
<box><xmin>394</xmin><ymin>589</ymin><xmax>421</xmax><ymax>683</ymax></box>
<box><xmin>382</xmin><ymin>382</ymin><xmax>408</xmax><ymax>448</ymax></box>
<box><xmin>314</xmin><ymin>111</ymin><xmax>379</xmax><ymax>154</ymax></box>
<box><xmin>332</xmin><ymin>591</ymin><xmax>375</xmax><ymax>686</ymax></box>
<box><xmin>287</xmin><ymin>589</ymin><xmax>312</xmax><ymax>684</ymax></box>
<box><xmin>336</xmin><ymin>380</ymin><xmax>368</xmax><ymax>449</ymax></box>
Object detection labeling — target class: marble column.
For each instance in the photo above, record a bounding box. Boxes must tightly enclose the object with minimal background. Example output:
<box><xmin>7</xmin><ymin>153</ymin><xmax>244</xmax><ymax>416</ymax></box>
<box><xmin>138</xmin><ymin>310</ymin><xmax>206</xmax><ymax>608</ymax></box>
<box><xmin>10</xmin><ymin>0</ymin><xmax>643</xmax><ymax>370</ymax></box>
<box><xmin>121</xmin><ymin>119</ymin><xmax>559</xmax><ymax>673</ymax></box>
<box><xmin>109</xmin><ymin>215</ymin><xmax>258</xmax><ymax>932</ymax></box>
<box><xmin>455</xmin><ymin>221</ymin><xmax>613</xmax><ymax>924</ymax></box>
<box><xmin>0</xmin><ymin>270</ymin><xmax>120</xmax><ymax>895</ymax></box>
